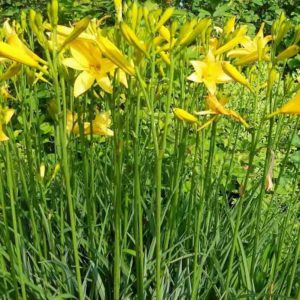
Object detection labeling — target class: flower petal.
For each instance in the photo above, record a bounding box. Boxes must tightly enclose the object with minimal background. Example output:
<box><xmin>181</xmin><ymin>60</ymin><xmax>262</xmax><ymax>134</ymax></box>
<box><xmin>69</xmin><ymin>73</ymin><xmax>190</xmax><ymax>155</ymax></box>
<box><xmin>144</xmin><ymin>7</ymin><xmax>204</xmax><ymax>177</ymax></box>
<box><xmin>63</xmin><ymin>58</ymin><xmax>86</xmax><ymax>70</ymax></box>
<box><xmin>0</xmin><ymin>125</ymin><xmax>9</xmax><ymax>142</ymax></box>
<box><xmin>74</xmin><ymin>71</ymin><xmax>95</xmax><ymax>97</ymax></box>
<box><xmin>203</xmin><ymin>79</ymin><xmax>217</xmax><ymax>95</ymax></box>
<box><xmin>187</xmin><ymin>72</ymin><xmax>202</xmax><ymax>83</ymax></box>
<box><xmin>95</xmin><ymin>74</ymin><xmax>113</xmax><ymax>94</ymax></box>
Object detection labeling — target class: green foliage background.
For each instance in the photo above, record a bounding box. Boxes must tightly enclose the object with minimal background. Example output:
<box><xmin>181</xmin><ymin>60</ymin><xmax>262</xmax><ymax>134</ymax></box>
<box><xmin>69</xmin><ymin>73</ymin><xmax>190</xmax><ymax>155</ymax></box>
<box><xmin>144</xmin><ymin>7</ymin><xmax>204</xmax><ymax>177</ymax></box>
<box><xmin>1</xmin><ymin>0</ymin><xmax>300</xmax><ymax>24</ymax></box>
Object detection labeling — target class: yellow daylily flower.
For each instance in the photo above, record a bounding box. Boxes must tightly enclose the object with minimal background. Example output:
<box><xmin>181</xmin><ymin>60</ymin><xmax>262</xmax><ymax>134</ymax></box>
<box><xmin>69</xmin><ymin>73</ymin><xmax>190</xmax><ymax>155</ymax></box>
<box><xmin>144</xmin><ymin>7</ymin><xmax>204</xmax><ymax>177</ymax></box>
<box><xmin>0</xmin><ymin>106</ymin><xmax>14</xmax><ymax>142</ymax></box>
<box><xmin>187</xmin><ymin>50</ymin><xmax>232</xmax><ymax>95</ymax></box>
<box><xmin>3</xmin><ymin>20</ymin><xmax>47</xmax><ymax>68</ymax></box>
<box><xmin>85</xmin><ymin>112</ymin><xmax>114</xmax><ymax>137</ymax></box>
<box><xmin>267</xmin><ymin>90</ymin><xmax>300</xmax><ymax>117</ymax></box>
<box><xmin>227</xmin><ymin>23</ymin><xmax>272</xmax><ymax>65</ymax></box>
<box><xmin>63</xmin><ymin>39</ymin><xmax>117</xmax><ymax>97</ymax></box>
<box><xmin>66</xmin><ymin>111</ymin><xmax>89</xmax><ymax>134</ymax></box>
<box><xmin>195</xmin><ymin>94</ymin><xmax>249</xmax><ymax>129</ymax></box>
<box><xmin>66</xmin><ymin>111</ymin><xmax>113</xmax><ymax>137</ymax></box>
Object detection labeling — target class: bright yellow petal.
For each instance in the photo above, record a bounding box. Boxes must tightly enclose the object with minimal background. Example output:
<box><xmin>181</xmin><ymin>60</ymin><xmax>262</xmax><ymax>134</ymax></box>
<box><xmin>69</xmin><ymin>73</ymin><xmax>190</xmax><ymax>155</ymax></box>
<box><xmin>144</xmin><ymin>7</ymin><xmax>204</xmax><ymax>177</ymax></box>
<box><xmin>96</xmin><ymin>35</ymin><xmax>135</xmax><ymax>76</ymax></box>
<box><xmin>0</xmin><ymin>41</ymin><xmax>39</xmax><ymax>67</ymax></box>
<box><xmin>235</xmin><ymin>52</ymin><xmax>259</xmax><ymax>65</ymax></box>
<box><xmin>0</xmin><ymin>125</ymin><xmax>9</xmax><ymax>142</ymax></box>
<box><xmin>206</xmin><ymin>94</ymin><xmax>228</xmax><ymax>114</ymax></box>
<box><xmin>63</xmin><ymin>57</ymin><xmax>86</xmax><ymax>70</ymax></box>
<box><xmin>70</xmin><ymin>41</ymin><xmax>93</xmax><ymax>68</ymax></box>
<box><xmin>267</xmin><ymin>90</ymin><xmax>300</xmax><ymax>117</ymax></box>
<box><xmin>187</xmin><ymin>72</ymin><xmax>202</xmax><ymax>83</ymax></box>
<box><xmin>203</xmin><ymin>79</ymin><xmax>217</xmax><ymax>95</ymax></box>
<box><xmin>227</xmin><ymin>48</ymin><xmax>251</xmax><ymax>58</ymax></box>
<box><xmin>214</xmin><ymin>36</ymin><xmax>245</xmax><ymax>56</ymax></box>
<box><xmin>8</xmin><ymin>35</ymin><xmax>47</xmax><ymax>65</ymax></box>
<box><xmin>95</xmin><ymin>74</ymin><xmax>113</xmax><ymax>94</ymax></box>
<box><xmin>3</xmin><ymin>108</ymin><xmax>15</xmax><ymax>124</ymax></box>
<box><xmin>191</xmin><ymin>60</ymin><xmax>205</xmax><ymax>72</ymax></box>
<box><xmin>117</xmin><ymin>69</ymin><xmax>128</xmax><ymax>88</ymax></box>
<box><xmin>59</xmin><ymin>17</ymin><xmax>90</xmax><ymax>51</ymax></box>
<box><xmin>88</xmin><ymin>112</ymin><xmax>114</xmax><ymax>137</ymax></box>
<box><xmin>97</xmin><ymin>58</ymin><xmax>117</xmax><ymax>75</ymax></box>
<box><xmin>74</xmin><ymin>71</ymin><xmax>95</xmax><ymax>97</ymax></box>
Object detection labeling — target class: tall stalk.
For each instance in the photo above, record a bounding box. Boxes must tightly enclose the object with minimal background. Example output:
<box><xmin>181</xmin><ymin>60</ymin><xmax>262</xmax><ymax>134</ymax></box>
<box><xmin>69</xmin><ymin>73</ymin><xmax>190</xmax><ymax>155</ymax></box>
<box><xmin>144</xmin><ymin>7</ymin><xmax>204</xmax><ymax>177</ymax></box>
<box><xmin>50</xmin><ymin>27</ymin><xmax>84</xmax><ymax>300</ymax></box>
<box><xmin>133</xmin><ymin>91</ymin><xmax>144</xmax><ymax>299</ymax></box>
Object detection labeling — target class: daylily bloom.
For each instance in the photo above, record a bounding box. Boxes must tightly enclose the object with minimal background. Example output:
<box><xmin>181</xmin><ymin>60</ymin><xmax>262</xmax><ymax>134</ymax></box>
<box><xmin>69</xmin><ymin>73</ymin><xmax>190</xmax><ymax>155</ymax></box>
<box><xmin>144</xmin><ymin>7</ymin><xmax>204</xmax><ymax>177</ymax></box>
<box><xmin>66</xmin><ymin>111</ymin><xmax>113</xmax><ymax>137</ymax></box>
<box><xmin>227</xmin><ymin>23</ymin><xmax>272</xmax><ymax>65</ymax></box>
<box><xmin>0</xmin><ymin>106</ymin><xmax>14</xmax><ymax>142</ymax></box>
<box><xmin>63</xmin><ymin>39</ymin><xmax>118</xmax><ymax>97</ymax></box>
<box><xmin>267</xmin><ymin>90</ymin><xmax>300</xmax><ymax>117</ymax></box>
<box><xmin>187</xmin><ymin>50</ymin><xmax>232</xmax><ymax>95</ymax></box>
<box><xmin>66</xmin><ymin>111</ymin><xmax>85</xmax><ymax>134</ymax></box>
<box><xmin>195</xmin><ymin>94</ymin><xmax>249</xmax><ymax>129</ymax></box>
<box><xmin>0</xmin><ymin>20</ymin><xmax>47</xmax><ymax>73</ymax></box>
<box><xmin>85</xmin><ymin>112</ymin><xmax>114</xmax><ymax>137</ymax></box>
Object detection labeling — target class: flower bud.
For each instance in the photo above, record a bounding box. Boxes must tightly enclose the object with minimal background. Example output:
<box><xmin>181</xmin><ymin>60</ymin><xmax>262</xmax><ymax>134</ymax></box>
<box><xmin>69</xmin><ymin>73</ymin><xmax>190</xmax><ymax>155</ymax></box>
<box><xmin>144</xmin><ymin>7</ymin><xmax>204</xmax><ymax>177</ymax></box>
<box><xmin>155</xmin><ymin>7</ymin><xmax>174</xmax><ymax>32</ymax></box>
<box><xmin>276</xmin><ymin>45</ymin><xmax>300</xmax><ymax>61</ymax></box>
<box><xmin>223</xmin><ymin>16</ymin><xmax>235</xmax><ymax>35</ymax></box>
<box><xmin>50</xmin><ymin>0</ymin><xmax>59</xmax><ymax>27</ymax></box>
<box><xmin>222</xmin><ymin>62</ymin><xmax>254</xmax><ymax>93</ymax></box>
<box><xmin>173</xmin><ymin>107</ymin><xmax>199</xmax><ymax>124</ymax></box>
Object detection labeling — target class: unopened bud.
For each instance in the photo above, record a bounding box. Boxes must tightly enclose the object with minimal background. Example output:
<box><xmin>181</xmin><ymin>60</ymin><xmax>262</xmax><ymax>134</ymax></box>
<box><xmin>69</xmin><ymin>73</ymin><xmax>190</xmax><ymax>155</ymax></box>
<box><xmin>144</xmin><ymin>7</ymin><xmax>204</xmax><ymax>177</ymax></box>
<box><xmin>276</xmin><ymin>45</ymin><xmax>300</xmax><ymax>61</ymax></box>
<box><xmin>39</xmin><ymin>163</ymin><xmax>46</xmax><ymax>180</ymax></box>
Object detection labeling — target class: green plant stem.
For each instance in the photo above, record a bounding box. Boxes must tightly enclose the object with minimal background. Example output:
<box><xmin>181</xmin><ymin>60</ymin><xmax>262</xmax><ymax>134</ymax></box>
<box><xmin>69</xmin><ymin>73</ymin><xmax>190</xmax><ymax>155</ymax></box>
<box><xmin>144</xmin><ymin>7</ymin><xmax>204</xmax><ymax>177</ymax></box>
<box><xmin>288</xmin><ymin>223</ymin><xmax>300</xmax><ymax>296</ymax></box>
<box><xmin>111</xmin><ymin>92</ymin><xmax>123</xmax><ymax>300</ymax></box>
<box><xmin>5</xmin><ymin>143</ymin><xmax>27</xmax><ymax>300</ymax></box>
<box><xmin>133</xmin><ymin>92</ymin><xmax>144</xmax><ymax>300</ymax></box>
<box><xmin>0</xmin><ymin>161</ymin><xmax>19</xmax><ymax>300</ymax></box>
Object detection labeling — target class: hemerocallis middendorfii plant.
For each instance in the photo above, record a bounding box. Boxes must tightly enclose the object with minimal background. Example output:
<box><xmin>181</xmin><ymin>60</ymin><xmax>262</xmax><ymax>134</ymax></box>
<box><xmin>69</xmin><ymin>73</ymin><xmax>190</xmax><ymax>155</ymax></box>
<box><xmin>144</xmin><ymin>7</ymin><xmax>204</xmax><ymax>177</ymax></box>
<box><xmin>0</xmin><ymin>106</ymin><xmax>14</xmax><ymax>141</ymax></box>
<box><xmin>187</xmin><ymin>50</ymin><xmax>232</xmax><ymax>95</ymax></box>
<box><xmin>267</xmin><ymin>90</ymin><xmax>300</xmax><ymax>117</ymax></box>
<box><xmin>62</xmin><ymin>39</ymin><xmax>119</xmax><ymax>97</ymax></box>
<box><xmin>195</xmin><ymin>94</ymin><xmax>249</xmax><ymax>129</ymax></box>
